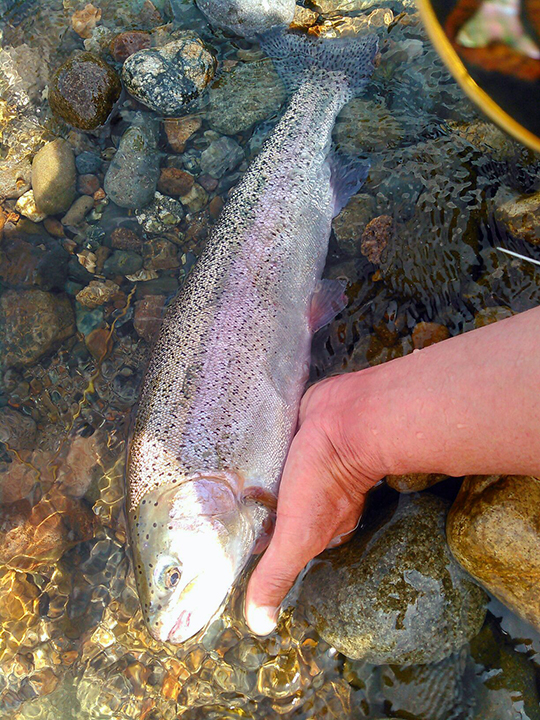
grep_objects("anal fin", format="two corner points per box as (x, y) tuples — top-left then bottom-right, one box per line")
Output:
(330, 152), (370, 216)
(310, 278), (347, 332)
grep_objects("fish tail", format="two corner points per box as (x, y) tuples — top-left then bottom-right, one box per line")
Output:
(258, 29), (379, 98)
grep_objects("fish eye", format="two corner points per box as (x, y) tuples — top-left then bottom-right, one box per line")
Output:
(165, 566), (182, 589)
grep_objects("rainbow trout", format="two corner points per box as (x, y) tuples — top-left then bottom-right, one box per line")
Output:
(127, 31), (378, 644)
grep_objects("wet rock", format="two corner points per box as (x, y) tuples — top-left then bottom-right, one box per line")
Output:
(61, 196), (94, 226)
(209, 195), (224, 219)
(447, 474), (540, 632)
(332, 193), (376, 256)
(109, 31), (151, 62)
(43, 217), (65, 238)
(412, 321), (450, 349)
(134, 294), (166, 341)
(135, 191), (184, 234)
(75, 279), (120, 308)
(75, 303), (104, 336)
(135, 275), (179, 297)
(32, 139), (77, 215)
(71, 3), (102, 38)
(180, 183), (208, 212)
(470, 621), (540, 720)
(361, 214), (393, 264)
(196, 0), (295, 37)
(103, 250), (143, 277)
(380, 651), (471, 720)
(300, 494), (487, 663)
(75, 151), (102, 175)
(290, 5), (319, 30)
(103, 121), (160, 210)
(334, 98), (403, 154)
(143, 238), (179, 271)
(386, 473), (450, 493)
(0, 236), (69, 291)
(494, 188), (540, 246)
(205, 60), (286, 135)
(0, 157), (32, 199)
(200, 136), (244, 179)
(49, 53), (121, 131)
(158, 167), (194, 196)
(122, 33), (216, 115)
(164, 115), (202, 153)
(15, 190), (47, 222)
(77, 174), (100, 196)
(0, 407), (37, 450)
(0, 453), (40, 504)
(474, 305), (514, 328)
(85, 326), (112, 360)
(110, 227), (144, 252)
(0, 487), (96, 571)
(0, 289), (75, 368)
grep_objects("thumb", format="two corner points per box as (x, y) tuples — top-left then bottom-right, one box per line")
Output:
(244, 425), (343, 635)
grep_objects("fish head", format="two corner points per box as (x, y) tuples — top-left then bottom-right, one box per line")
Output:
(129, 475), (255, 644)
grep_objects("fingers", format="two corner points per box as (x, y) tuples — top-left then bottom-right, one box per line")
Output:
(245, 424), (348, 635)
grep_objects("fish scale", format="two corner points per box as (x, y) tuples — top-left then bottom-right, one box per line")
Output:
(127, 31), (378, 644)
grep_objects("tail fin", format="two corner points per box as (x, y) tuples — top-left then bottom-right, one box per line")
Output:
(259, 30), (379, 97)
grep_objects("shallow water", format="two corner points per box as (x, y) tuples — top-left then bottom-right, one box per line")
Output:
(1, 0), (540, 718)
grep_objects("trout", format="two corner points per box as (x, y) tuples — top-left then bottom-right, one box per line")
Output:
(127, 31), (378, 644)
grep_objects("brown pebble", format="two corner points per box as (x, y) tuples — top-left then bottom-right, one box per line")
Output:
(71, 3), (101, 38)
(412, 322), (450, 350)
(77, 173), (100, 195)
(109, 31), (151, 62)
(208, 196), (224, 219)
(474, 306), (514, 328)
(85, 327), (112, 360)
(95, 245), (111, 273)
(134, 295), (166, 342)
(110, 226), (143, 252)
(93, 187), (106, 202)
(361, 214), (393, 264)
(157, 167), (194, 197)
(43, 217), (65, 238)
(164, 116), (202, 153)
(28, 668), (60, 697)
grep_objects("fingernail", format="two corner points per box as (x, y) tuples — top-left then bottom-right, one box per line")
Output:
(246, 604), (278, 636)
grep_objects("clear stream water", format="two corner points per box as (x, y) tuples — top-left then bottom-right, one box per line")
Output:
(1, 0), (540, 718)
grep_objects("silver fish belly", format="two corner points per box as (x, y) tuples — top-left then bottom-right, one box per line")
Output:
(127, 33), (377, 644)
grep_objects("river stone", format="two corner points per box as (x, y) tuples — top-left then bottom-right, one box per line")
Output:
(0, 289), (75, 368)
(387, 473), (449, 493)
(195, 0), (295, 37)
(199, 136), (244, 178)
(122, 33), (216, 115)
(0, 157), (32, 199)
(205, 60), (286, 135)
(49, 53), (121, 130)
(135, 191), (184, 234)
(470, 620), (540, 720)
(332, 193), (377, 256)
(300, 494), (487, 664)
(103, 250), (143, 277)
(380, 651), (471, 720)
(493, 187), (540, 246)
(104, 121), (160, 209)
(447, 474), (540, 632)
(32, 139), (76, 215)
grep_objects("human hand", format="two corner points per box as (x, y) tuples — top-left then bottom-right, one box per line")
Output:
(244, 372), (384, 636)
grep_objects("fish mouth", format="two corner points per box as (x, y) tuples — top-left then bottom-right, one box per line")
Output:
(167, 608), (194, 643)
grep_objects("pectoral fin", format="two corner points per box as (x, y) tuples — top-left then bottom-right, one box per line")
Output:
(309, 278), (348, 332)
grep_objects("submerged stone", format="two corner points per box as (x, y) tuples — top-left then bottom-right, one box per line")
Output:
(205, 60), (286, 135)
(200, 136), (244, 179)
(0, 289), (75, 368)
(32, 139), (77, 215)
(122, 33), (216, 115)
(447, 474), (540, 632)
(0, 156), (32, 199)
(300, 493), (487, 664)
(196, 0), (295, 38)
(104, 121), (160, 210)
(49, 52), (121, 130)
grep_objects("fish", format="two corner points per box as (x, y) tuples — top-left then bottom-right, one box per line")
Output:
(126, 30), (378, 645)
(195, 0), (296, 38)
